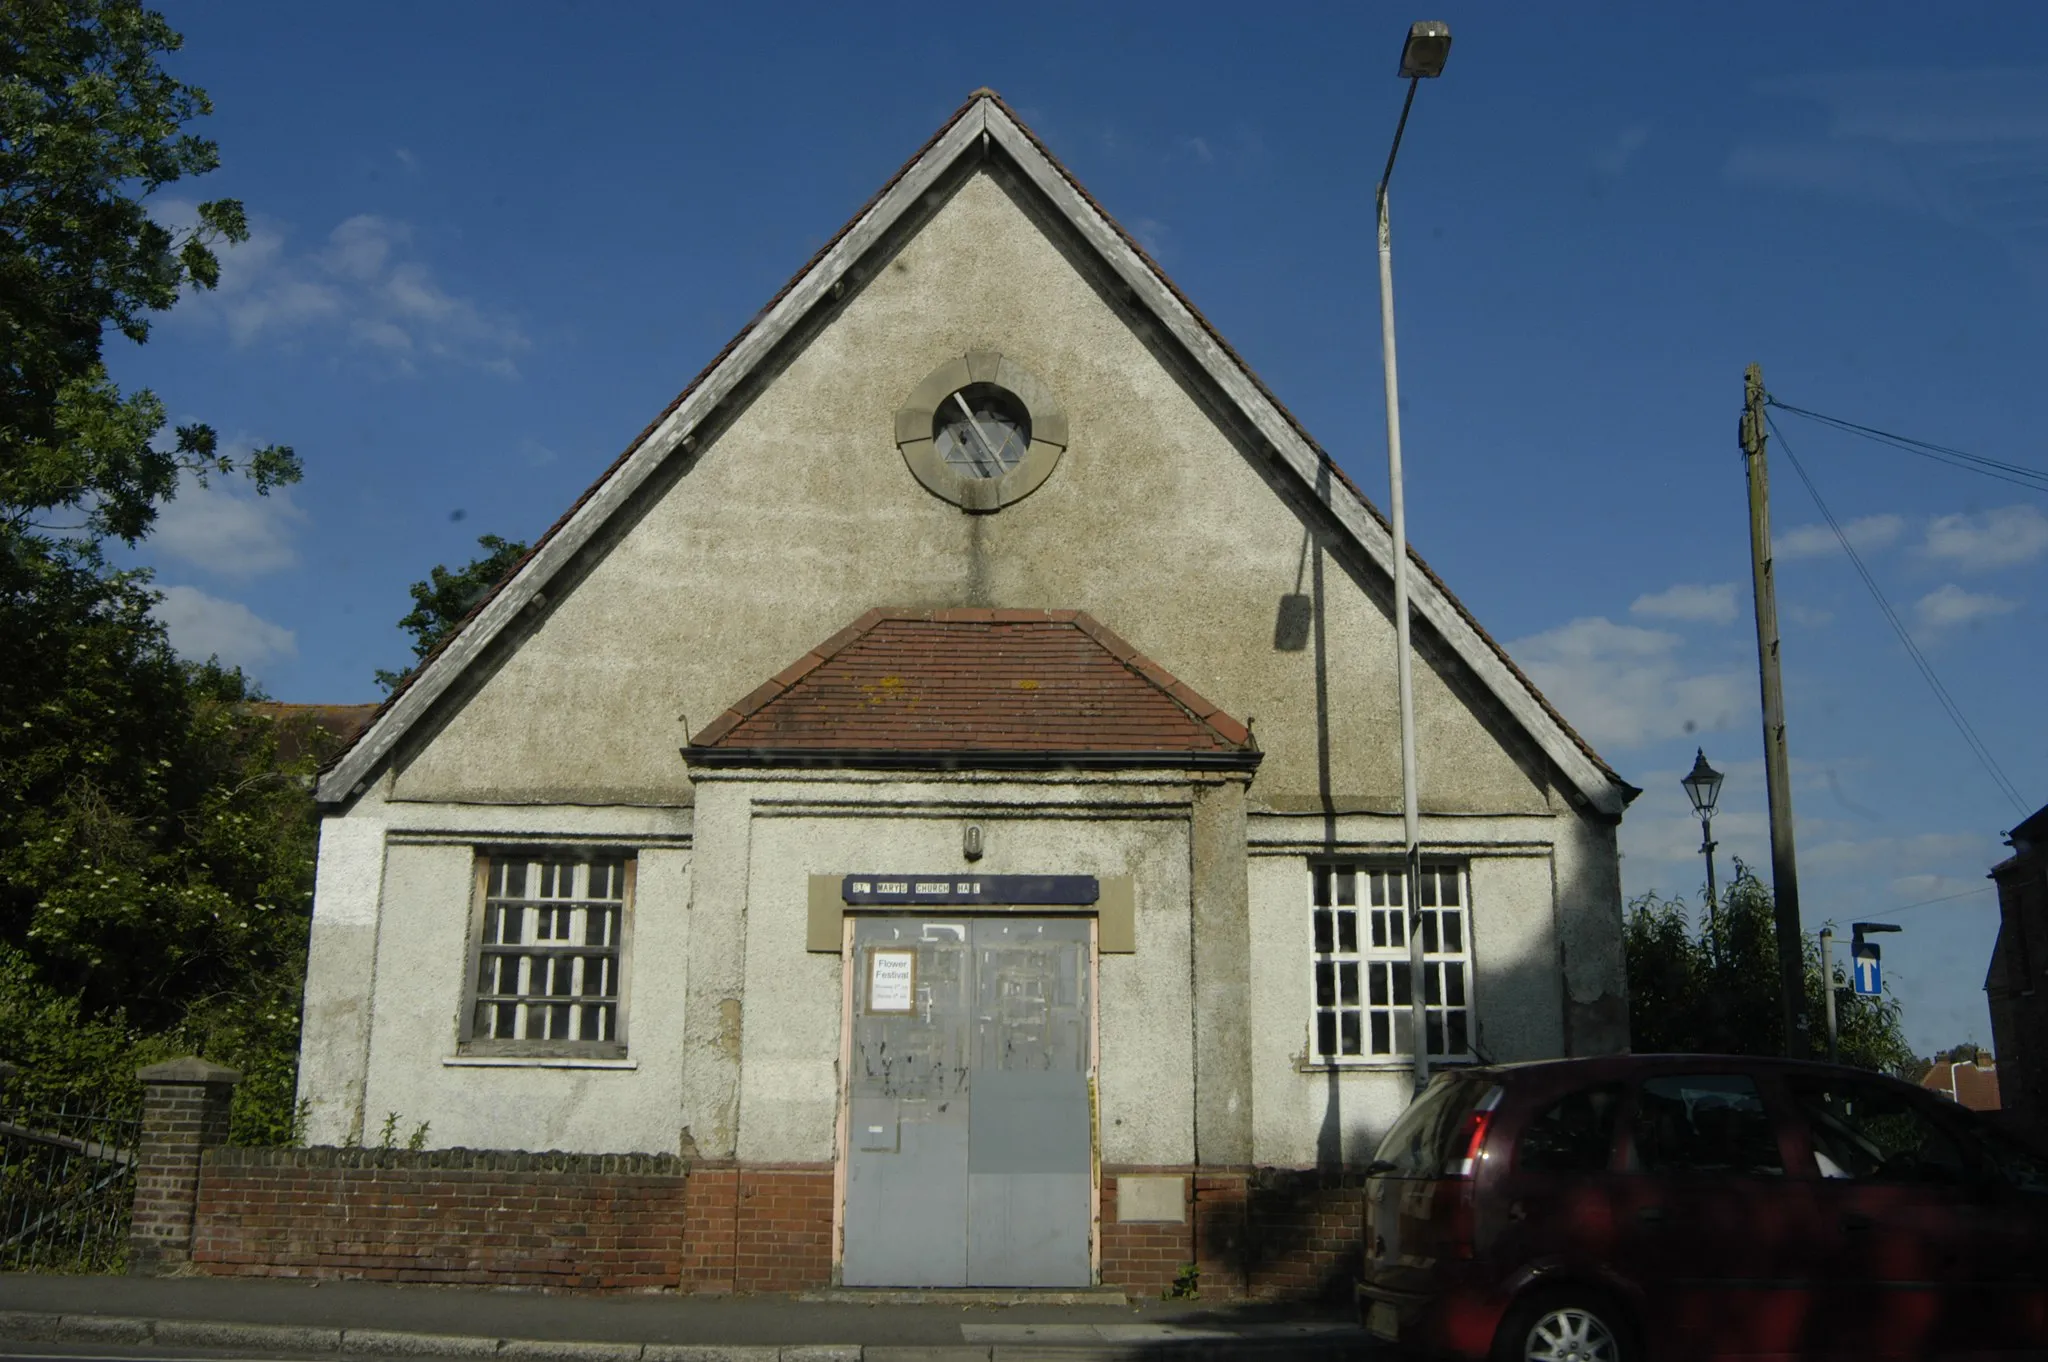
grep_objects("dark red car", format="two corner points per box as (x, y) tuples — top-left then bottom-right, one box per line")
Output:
(1357, 1054), (2048, 1361)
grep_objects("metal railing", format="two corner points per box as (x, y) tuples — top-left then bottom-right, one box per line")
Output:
(0, 1083), (140, 1272)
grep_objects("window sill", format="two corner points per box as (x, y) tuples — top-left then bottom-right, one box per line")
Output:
(442, 1056), (638, 1070)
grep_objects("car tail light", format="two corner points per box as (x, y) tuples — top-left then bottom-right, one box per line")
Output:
(1438, 1085), (1502, 1260)
(1446, 1107), (1494, 1178)
(1445, 1086), (1502, 1178)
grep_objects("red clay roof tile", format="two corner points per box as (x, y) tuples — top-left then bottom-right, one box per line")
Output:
(688, 609), (1253, 765)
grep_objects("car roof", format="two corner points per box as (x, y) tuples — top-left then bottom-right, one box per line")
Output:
(1451, 1053), (1918, 1089)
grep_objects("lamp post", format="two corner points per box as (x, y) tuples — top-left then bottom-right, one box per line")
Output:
(1378, 19), (1451, 1095)
(1681, 748), (1724, 934)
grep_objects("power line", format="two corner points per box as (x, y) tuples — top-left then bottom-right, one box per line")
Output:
(1765, 411), (2030, 816)
(1766, 398), (2048, 495)
(1849, 885), (1994, 921)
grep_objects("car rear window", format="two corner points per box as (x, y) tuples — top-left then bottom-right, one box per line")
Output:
(1373, 1076), (1484, 1176)
(1516, 1082), (1623, 1173)
(1632, 1073), (1783, 1176)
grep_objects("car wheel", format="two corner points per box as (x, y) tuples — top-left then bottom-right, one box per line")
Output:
(1493, 1290), (1634, 1362)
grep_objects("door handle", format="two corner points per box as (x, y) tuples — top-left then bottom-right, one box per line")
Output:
(1841, 1213), (1872, 1232)
(1636, 1205), (1667, 1224)
(1508, 1200), (1528, 1223)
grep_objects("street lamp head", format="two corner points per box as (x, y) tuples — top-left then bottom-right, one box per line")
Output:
(1681, 748), (1724, 818)
(1398, 21), (1452, 79)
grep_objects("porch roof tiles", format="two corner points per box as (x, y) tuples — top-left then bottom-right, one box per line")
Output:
(685, 609), (1258, 770)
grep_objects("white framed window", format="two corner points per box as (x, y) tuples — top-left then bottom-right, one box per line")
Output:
(460, 852), (633, 1058)
(1310, 861), (1472, 1063)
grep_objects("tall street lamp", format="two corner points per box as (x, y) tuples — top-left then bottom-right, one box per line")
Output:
(1378, 19), (1451, 1094)
(1681, 748), (1725, 932)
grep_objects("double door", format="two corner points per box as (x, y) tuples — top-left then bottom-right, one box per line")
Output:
(842, 916), (1092, 1287)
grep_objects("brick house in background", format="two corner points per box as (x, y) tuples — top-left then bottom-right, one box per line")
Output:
(250, 91), (1640, 1296)
(1918, 1054), (2001, 1112)
(1989, 802), (2048, 1139)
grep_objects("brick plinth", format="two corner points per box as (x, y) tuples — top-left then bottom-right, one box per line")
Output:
(736, 1166), (834, 1292)
(1099, 1171), (1195, 1299)
(193, 1148), (688, 1290)
(130, 1057), (240, 1274)
(677, 1165), (737, 1292)
(1098, 1167), (1362, 1302)
(1244, 1168), (1368, 1301)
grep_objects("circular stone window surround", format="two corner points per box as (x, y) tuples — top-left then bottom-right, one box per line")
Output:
(894, 348), (1068, 511)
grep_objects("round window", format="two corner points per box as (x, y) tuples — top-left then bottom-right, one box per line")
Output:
(895, 350), (1067, 511)
(933, 383), (1031, 479)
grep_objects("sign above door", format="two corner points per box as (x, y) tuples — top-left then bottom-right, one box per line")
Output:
(841, 875), (1100, 906)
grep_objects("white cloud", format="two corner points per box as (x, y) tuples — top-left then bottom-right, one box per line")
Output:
(1921, 504), (2048, 571)
(1775, 513), (1904, 560)
(1724, 67), (2048, 285)
(1803, 830), (1996, 874)
(1595, 125), (1652, 177)
(1129, 217), (1171, 259)
(151, 585), (297, 670)
(1786, 602), (1834, 627)
(1630, 582), (1738, 625)
(1507, 617), (1746, 749)
(151, 472), (307, 579)
(1915, 583), (2018, 630)
(165, 204), (527, 375)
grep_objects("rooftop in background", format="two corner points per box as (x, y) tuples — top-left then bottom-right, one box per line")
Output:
(1920, 1056), (2001, 1112)
(245, 703), (381, 767)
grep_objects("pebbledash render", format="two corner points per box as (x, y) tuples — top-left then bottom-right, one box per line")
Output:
(297, 91), (1639, 1293)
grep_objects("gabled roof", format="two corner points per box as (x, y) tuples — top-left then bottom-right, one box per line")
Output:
(683, 608), (1258, 771)
(318, 90), (1637, 815)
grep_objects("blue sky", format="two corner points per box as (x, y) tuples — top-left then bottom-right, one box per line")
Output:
(111, 3), (2048, 1056)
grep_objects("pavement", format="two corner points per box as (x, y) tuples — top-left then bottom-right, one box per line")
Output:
(0, 1275), (1370, 1362)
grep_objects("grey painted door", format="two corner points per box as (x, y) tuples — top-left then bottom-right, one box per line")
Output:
(842, 915), (1092, 1288)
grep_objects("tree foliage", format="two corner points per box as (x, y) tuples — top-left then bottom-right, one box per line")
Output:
(374, 533), (527, 692)
(1, 0), (297, 542)
(0, 542), (329, 1138)
(0, 2), (310, 1140)
(1625, 862), (1916, 1074)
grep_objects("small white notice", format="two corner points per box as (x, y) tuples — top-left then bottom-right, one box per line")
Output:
(868, 948), (916, 1013)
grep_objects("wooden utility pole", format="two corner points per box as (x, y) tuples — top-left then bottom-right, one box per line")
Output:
(1741, 364), (1809, 1057)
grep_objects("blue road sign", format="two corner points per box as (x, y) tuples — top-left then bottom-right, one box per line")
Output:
(1852, 944), (1882, 996)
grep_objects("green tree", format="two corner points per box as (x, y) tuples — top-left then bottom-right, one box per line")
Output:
(0, 542), (332, 1139)
(0, 2), (311, 1142)
(374, 533), (528, 692)
(1624, 862), (1915, 1074)
(2, 0), (297, 542)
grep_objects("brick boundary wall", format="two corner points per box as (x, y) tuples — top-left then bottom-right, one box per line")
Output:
(130, 1058), (240, 1273)
(194, 1148), (688, 1291)
(185, 1142), (1356, 1297)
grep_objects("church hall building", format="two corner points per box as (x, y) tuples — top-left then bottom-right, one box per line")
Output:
(299, 91), (1639, 1295)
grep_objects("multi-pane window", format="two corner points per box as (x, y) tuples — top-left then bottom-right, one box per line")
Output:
(1311, 862), (1472, 1063)
(464, 855), (630, 1056)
